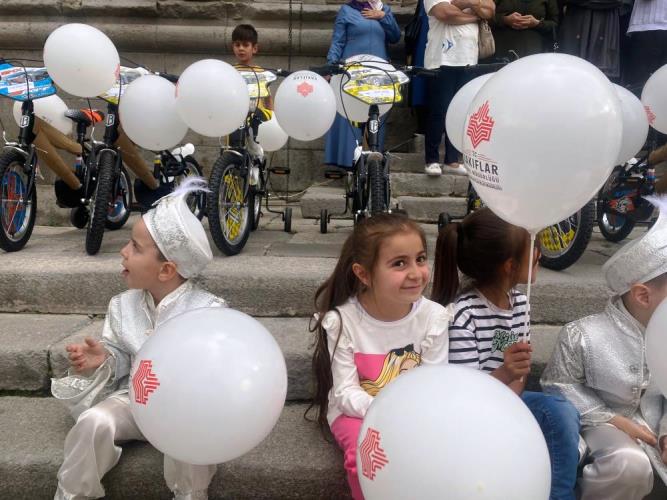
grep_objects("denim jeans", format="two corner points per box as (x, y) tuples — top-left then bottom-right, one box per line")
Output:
(522, 391), (581, 500)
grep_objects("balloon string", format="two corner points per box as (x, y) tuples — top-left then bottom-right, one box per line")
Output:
(522, 231), (536, 343)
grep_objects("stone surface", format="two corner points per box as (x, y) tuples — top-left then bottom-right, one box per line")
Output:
(0, 398), (349, 499)
(398, 195), (467, 222)
(391, 172), (469, 197)
(0, 314), (91, 391)
(300, 186), (347, 219)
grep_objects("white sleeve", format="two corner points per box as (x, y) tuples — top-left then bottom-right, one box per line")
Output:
(419, 304), (453, 365)
(425, 0), (451, 15)
(324, 311), (374, 419)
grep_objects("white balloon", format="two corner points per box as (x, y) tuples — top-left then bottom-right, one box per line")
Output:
(462, 54), (622, 232)
(641, 64), (667, 134)
(44, 23), (119, 98)
(614, 84), (649, 164)
(129, 308), (287, 465)
(256, 115), (288, 152)
(358, 365), (551, 500)
(445, 73), (495, 152)
(274, 71), (336, 141)
(646, 298), (667, 397)
(175, 59), (249, 137)
(119, 75), (188, 151)
(13, 94), (72, 135)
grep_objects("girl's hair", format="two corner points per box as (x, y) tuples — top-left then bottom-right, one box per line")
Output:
(307, 213), (426, 434)
(431, 207), (529, 306)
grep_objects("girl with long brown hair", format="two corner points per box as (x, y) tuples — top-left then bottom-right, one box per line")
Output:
(309, 213), (453, 499)
(432, 207), (581, 500)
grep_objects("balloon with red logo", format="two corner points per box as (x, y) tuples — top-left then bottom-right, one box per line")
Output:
(461, 53), (622, 232)
(641, 63), (667, 134)
(129, 307), (287, 465)
(273, 70), (336, 141)
(358, 365), (550, 499)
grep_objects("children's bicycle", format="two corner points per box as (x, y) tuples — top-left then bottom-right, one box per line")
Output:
(311, 57), (433, 233)
(207, 66), (292, 256)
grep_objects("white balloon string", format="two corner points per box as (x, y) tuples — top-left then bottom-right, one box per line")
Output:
(522, 231), (536, 343)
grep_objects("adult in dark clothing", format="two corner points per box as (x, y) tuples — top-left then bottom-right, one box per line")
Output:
(491, 0), (560, 58)
(559, 0), (624, 78)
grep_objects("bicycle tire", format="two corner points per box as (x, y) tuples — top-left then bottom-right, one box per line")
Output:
(597, 200), (636, 242)
(367, 153), (387, 215)
(0, 150), (36, 252)
(207, 153), (251, 256)
(86, 150), (115, 255)
(105, 165), (132, 231)
(539, 200), (595, 271)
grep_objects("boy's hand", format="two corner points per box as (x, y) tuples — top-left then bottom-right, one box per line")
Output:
(66, 337), (109, 374)
(500, 342), (532, 380)
(610, 415), (658, 446)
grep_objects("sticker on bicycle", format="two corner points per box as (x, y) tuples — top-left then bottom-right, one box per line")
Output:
(106, 113), (115, 127)
(98, 66), (150, 104)
(19, 115), (30, 128)
(369, 120), (379, 134)
(0, 63), (57, 101)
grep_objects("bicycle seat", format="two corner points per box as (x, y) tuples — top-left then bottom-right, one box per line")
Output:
(64, 109), (105, 126)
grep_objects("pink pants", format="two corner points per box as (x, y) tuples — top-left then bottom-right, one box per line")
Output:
(330, 415), (364, 500)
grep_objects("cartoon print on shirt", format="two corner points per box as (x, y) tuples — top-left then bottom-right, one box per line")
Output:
(360, 344), (421, 396)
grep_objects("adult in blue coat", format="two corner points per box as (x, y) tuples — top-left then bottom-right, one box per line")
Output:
(324, 1), (401, 169)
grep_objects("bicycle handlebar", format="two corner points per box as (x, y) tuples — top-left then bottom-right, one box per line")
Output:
(155, 72), (179, 83)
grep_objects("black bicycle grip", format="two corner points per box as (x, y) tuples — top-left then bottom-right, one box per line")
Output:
(156, 72), (179, 83)
(310, 64), (345, 76)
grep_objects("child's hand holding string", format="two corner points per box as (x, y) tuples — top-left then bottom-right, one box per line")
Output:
(493, 342), (532, 384)
(66, 337), (109, 374)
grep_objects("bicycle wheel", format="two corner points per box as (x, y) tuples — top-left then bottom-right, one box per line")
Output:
(177, 156), (206, 220)
(597, 201), (636, 242)
(466, 183), (484, 214)
(539, 200), (595, 271)
(207, 153), (251, 256)
(367, 153), (388, 215)
(86, 150), (116, 255)
(0, 150), (36, 252)
(105, 165), (131, 231)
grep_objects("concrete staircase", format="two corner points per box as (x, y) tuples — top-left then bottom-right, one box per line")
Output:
(1, 220), (666, 498)
(299, 150), (470, 223)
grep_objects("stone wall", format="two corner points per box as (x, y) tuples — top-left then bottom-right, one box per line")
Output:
(0, 0), (420, 203)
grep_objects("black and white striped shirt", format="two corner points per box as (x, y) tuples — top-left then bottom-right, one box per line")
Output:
(448, 289), (530, 373)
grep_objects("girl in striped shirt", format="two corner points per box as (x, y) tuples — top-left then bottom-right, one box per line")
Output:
(432, 207), (581, 500)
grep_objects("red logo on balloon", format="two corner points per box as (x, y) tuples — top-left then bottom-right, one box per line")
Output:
(296, 81), (314, 97)
(132, 360), (160, 405)
(359, 427), (389, 481)
(645, 106), (656, 125)
(466, 101), (495, 149)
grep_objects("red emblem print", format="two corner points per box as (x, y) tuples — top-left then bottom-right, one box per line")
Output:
(296, 81), (314, 97)
(359, 427), (389, 480)
(466, 100), (495, 149)
(645, 106), (656, 125)
(132, 360), (160, 405)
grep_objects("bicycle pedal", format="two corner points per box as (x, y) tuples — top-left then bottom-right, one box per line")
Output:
(324, 169), (346, 180)
(269, 166), (291, 175)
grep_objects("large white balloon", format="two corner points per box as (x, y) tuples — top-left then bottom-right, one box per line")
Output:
(445, 73), (495, 152)
(44, 24), (119, 98)
(13, 94), (72, 135)
(614, 84), (650, 165)
(129, 308), (287, 465)
(358, 365), (551, 500)
(641, 64), (667, 134)
(274, 71), (336, 141)
(646, 298), (667, 397)
(175, 59), (250, 137)
(256, 115), (288, 152)
(462, 54), (622, 232)
(119, 75), (188, 151)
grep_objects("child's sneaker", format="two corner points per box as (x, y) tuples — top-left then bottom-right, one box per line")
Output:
(424, 163), (442, 176)
(442, 162), (467, 176)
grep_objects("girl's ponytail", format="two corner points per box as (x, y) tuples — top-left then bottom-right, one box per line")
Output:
(432, 222), (461, 306)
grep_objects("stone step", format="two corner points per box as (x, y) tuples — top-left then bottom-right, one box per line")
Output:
(0, 311), (564, 397)
(398, 196), (467, 223)
(0, 397), (349, 499)
(391, 172), (469, 198)
(388, 152), (425, 174)
(0, 224), (614, 324)
(0, 314), (313, 402)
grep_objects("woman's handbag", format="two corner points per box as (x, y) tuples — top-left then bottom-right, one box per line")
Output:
(478, 19), (496, 59)
(404, 1), (423, 62)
